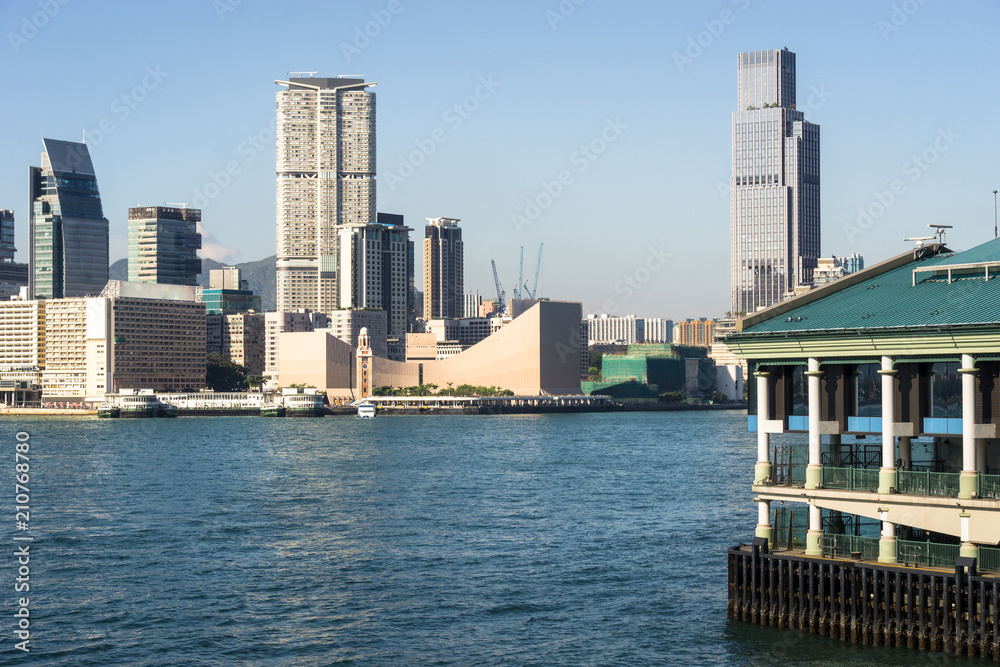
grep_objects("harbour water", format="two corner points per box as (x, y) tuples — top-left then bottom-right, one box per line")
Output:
(2, 412), (974, 665)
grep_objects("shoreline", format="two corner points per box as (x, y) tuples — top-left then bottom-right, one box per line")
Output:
(0, 403), (747, 417)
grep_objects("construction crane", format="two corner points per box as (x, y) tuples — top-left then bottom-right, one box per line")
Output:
(513, 246), (524, 301)
(491, 259), (506, 314)
(523, 243), (544, 299)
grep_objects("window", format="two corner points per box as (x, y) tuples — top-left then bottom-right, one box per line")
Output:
(927, 362), (962, 418)
(849, 364), (882, 417)
(789, 365), (807, 416)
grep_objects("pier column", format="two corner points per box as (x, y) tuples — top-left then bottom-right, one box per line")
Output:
(959, 355), (979, 500)
(878, 508), (897, 564)
(877, 356), (898, 494)
(755, 497), (773, 546)
(805, 503), (823, 557)
(899, 436), (912, 470)
(755, 371), (772, 484)
(959, 513), (978, 559)
(805, 358), (823, 490)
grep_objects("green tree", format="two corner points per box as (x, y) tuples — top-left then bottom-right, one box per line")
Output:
(246, 375), (265, 391)
(206, 353), (247, 392)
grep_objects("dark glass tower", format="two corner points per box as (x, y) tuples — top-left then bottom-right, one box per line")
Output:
(29, 139), (109, 299)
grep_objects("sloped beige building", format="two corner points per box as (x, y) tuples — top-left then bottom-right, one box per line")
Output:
(278, 300), (584, 399)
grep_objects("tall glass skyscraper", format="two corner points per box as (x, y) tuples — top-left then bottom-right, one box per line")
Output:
(29, 139), (109, 299)
(731, 48), (820, 315)
(274, 76), (376, 313)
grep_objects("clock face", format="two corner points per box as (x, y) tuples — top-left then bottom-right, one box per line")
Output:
(362, 363), (369, 370)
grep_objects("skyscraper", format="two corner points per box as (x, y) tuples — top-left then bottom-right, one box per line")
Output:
(0, 209), (14, 263)
(730, 48), (820, 314)
(127, 205), (202, 285)
(423, 217), (463, 320)
(274, 75), (376, 313)
(29, 139), (109, 299)
(335, 219), (411, 340)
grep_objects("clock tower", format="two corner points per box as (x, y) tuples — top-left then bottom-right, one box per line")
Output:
(356, 327), (373, 399)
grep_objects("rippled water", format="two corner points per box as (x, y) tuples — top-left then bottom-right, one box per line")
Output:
(0, 412), (978, 665)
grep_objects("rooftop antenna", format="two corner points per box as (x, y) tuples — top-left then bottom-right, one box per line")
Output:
(927, 224), (952, 245)
(903, 235), (934, 248)
(287, 71), (319, 78)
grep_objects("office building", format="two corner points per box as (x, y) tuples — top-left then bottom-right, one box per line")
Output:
(197, 267), (261, 315)
(335, 220), (410, 339)
(326, 308), (388, 359)
(275, 75), (376, 313)
(731, 48), (820, 314)
(207, 312), (265, 377)
(463, 291), (482, 319)
(127, 206), (202, 285)
(423, 217), (463, 320)
(0, 209), (14, 263)
(29, 138), (109, 299)
(377, 212), (415, 330)
(0, 209), (29, 296)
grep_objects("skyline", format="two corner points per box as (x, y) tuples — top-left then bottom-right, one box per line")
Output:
(1, 0), (998, 318)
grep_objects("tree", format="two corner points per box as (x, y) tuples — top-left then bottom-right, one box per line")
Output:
(246, 375), (265, 392)
(206, 353), (247, 392)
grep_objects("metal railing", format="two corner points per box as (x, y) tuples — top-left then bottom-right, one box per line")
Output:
(979, 473), (1000, 499)
(821, 466), (879, 492)
(821, 533), (879, 560)
(896, 539), (960, 568)
(895, 470), (961, 497)
(979, 546), (1000, 573)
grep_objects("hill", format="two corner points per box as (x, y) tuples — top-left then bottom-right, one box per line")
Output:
(109, 256), (277, 311)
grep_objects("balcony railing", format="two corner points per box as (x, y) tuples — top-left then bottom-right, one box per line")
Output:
(897, 539), (960, 568)
(821, 466), (879, 492)
(821, 533), (879, 560)
(978, 473), (1000, 499)
(896, 470), (961, 497)
(979, 546), (1000, 573)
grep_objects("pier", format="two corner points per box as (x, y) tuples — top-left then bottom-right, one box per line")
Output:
(729, 538), (1000, 659)
(358, 394), (613, 414)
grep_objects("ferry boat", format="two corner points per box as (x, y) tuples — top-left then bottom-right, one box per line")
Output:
(97, 402), (120, 418)
(357, 402), (377, 419)
(118, 394), (161, 418)
(283, 389), (325, 417)
(261, 403), (286, 417)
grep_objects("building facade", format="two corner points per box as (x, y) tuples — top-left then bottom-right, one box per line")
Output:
(731, 48), (820, 314)
(585, 314), (644, 345)
(275, 76), (376, 313)
(423, 217), (463, 320)
(198, 267), (261, 314)
(727, 238), (1000, 655)
(335, 221), (410, 339)
(326, 308), (388, 359)
(463, 291), (482, 319)
(264, 309), (328, 388)
(644, 317), (674, 344)
(676, 318), (717, 347)
(29, 138), (109, 299)
(127, 206), (202, 285)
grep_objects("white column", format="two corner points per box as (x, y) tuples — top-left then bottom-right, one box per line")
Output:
(755, 497), (772, 545)
(878, 507), (897, 564)
(960, 512), (977, 559)
(805, 358), (822, 489)
(805, 503), (822, 556)
(960, 354), (978, 499)
(755, 371), (772, 484)
(877, 356), (897, 494)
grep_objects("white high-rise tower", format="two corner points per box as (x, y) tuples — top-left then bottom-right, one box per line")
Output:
(730, 49), (820, 315)
(274, 76), (376, 313)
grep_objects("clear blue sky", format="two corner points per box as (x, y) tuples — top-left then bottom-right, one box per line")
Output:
(1, 0), (998, 319)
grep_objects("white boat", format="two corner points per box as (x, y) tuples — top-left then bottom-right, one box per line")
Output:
(357, 402), (377, 419)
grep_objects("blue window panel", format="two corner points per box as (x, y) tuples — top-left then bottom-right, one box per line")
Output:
(788, 415), (808, 431)
(848, 416), (869, 433)
(870, 417), (882, 433)
(924, 417), (964, 435)
(748, 415), (757, 432)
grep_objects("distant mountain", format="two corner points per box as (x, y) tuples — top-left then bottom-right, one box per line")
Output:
(108, 256), (277, 311)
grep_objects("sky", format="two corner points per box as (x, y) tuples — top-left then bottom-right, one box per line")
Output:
(1, 0), (998, 320)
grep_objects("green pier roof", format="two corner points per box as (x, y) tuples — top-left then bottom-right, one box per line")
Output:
(737, 238), (1000, 336)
